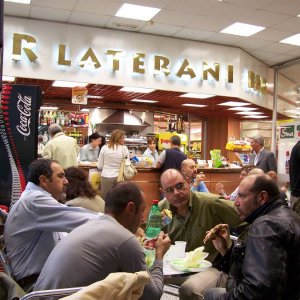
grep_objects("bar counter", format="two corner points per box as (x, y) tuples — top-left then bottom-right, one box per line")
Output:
(79, 163), (241, 219)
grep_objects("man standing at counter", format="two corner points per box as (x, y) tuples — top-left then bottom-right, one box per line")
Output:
(249, 135), (277, 173)
(156, 135), (187, 172)
(42, 124), (79, 169)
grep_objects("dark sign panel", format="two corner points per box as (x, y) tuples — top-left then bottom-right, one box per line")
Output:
(0, 84), (42, 206)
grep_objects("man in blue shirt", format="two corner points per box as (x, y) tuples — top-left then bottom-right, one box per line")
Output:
(4, 159), (99, 289)
(181, 159), (209, 192)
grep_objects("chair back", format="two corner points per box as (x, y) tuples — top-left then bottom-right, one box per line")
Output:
(19, 287), (83, 300)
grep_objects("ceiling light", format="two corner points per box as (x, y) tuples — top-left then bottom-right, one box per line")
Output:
(285, 109), (300, 114)
(182, 103), (207, 108)
(131, 99), (158, 103)
(180, 93), (215, 99)
(297, 14), (300, 17)
(4, 0), (31, 3)
(115, 3), (160, 21)
(52, 81), (89, 88)
(236, 111), (263, 115)
(120, 86), (155, 93)
(228, 107), (257, 111)
(280, 34), (300, 46)
(242, 115), (268, 119)
(218, 101), (250, 107)
(2, 75), (15, 82)
(221, 22), (265, 37)
(87, 95), (103, 99)
(80, 108), (90, 112)
(40, 106), (58, 110)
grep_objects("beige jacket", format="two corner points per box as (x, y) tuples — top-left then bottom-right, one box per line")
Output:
(43, 132), (79, 169)
(60, 271), (150, 300)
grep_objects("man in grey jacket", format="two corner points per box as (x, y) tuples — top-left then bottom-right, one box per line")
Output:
(249, 135), (277, 173)
(34, 181), (171, 300)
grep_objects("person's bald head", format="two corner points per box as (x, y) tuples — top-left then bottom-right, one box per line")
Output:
(181, 159), (197, 180)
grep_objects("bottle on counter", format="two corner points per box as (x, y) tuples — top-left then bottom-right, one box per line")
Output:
(145, 200), (162, 238)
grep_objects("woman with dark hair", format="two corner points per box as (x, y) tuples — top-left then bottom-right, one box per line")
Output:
(64, 167), (105, 213)
(80, 132), (102, 162)
(143, 137), (158, 167)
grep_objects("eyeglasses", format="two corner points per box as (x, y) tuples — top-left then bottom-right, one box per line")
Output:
(164, 182), (186, 195)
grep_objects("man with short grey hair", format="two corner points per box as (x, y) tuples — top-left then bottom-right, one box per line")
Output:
(249, 135), (277, 173)
(42, 124), (79, 169)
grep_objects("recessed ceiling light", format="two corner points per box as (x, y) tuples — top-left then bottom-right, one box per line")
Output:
(280, 34), (300, 46)
(2, 75), (15, 82)
(285, 109), (300, 114)
(228, 107), (257, 111)
(219, 101), (250, 107)
(297, 14), (300, 17)
(4, 0), (31, 3)
(120, 86), (155, 93)
(221, 22), (265, 37)
(180, 93), (215, 99)
(182, 103), (207, 108)
(115, 3), (161, 21)
(52, 81), (88, 88)
(242, 115), (268, 119)
(131, 99), (158, 103)
(40, 106), (58, 110)
(87, 95), (103, 99)
(236, 111), (263, 115)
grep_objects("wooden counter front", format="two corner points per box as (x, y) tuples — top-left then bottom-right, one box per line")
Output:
(199, 168), (241, 195)
(129, 168), (161, 221)
(79, 164), (241, 219)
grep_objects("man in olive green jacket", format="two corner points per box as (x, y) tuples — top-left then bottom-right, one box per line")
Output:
(159, 169), (241, 262)
(159, 169), (242, 299)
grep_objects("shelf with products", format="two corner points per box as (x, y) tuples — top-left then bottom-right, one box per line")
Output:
(38, 110), (89, 127)
(63, 126), (88, 146)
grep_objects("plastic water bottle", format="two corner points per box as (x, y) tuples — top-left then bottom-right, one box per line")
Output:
(145, 200), (161, 238)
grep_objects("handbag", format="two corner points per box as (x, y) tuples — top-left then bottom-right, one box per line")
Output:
(117, 147), (137, 181)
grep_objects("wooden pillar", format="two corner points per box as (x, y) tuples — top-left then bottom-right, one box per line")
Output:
(204, 117), (240, 161)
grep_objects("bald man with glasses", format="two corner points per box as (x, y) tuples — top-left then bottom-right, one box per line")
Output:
(159, 169), (241, 261)
(159, 169), (242, 300)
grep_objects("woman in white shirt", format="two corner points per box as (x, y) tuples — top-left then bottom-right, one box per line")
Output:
(97, 129), (129, 199)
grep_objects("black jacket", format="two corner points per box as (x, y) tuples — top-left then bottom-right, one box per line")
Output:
(216, 198), (300, 300)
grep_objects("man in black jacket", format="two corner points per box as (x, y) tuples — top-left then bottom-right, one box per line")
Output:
(204, 174), (300, 300)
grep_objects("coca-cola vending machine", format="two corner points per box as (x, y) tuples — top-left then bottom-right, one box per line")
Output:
(0, 84), (42, 206)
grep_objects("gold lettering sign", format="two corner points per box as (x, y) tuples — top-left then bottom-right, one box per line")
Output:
(248, 70), (267, 95)
(11, 32), (243, 87)
(105, 50), (123, 71)
(227, 65), (233, 83)
(133, 53), (145, 74)
(154, 55), (170, 76)
(203, 62), (220, 81)
(13, 33), (37, 62)
(58, 44), (71, 66)
(176, 59), (196, 78)
(78, 48), (101, 69)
